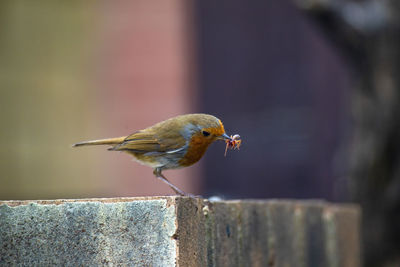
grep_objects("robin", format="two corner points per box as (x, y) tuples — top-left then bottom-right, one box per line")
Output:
(73, 113), (239, 196)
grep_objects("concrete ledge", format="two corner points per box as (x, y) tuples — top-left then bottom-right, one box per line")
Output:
(0, 197), (360, 266)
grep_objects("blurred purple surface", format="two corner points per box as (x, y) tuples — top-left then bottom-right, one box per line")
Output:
(196, 0), (352, 200)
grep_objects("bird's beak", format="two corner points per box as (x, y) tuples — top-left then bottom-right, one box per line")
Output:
(218, 133), (231, 141)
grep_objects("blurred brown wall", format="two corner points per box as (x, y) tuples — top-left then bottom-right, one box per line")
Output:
(0, 0), (199, 199)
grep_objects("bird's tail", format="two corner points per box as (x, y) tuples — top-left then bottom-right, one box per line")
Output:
(72, 136), (126, 147)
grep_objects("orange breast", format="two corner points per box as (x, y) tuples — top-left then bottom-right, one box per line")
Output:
(178, 133), (214, 167)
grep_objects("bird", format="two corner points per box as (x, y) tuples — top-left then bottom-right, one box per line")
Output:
(73, 113), (235, 196)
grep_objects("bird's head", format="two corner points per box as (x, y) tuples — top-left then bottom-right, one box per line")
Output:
(179, 114), (231, 144)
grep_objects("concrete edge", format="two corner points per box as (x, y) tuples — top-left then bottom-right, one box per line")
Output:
(0, 196), (185, 207)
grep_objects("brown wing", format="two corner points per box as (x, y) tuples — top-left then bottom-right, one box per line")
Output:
(110, 129), (186, 155)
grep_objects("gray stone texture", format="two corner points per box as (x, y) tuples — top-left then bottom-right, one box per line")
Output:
(0, 197), (360, 267)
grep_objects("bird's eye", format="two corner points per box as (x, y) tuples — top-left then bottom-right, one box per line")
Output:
(202, 131), (210, 137)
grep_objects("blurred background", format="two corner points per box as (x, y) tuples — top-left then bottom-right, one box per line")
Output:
(1, 0), (399, 266)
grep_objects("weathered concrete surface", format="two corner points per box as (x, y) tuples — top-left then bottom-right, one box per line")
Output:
(0, 197), (360, 267)
(0, 197), (178, 266)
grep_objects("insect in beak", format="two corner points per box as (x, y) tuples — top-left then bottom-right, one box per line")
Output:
(223, 134), (241, 156)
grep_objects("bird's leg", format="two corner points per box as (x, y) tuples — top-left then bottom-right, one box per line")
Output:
(153, 168), (188, 196)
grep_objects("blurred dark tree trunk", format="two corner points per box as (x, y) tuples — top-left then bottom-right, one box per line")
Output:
(297, 0), (400, 266)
